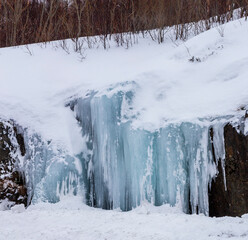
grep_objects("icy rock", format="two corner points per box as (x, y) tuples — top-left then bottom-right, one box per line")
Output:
(0, 120), (28, 206)
(209, 124), (248, 217)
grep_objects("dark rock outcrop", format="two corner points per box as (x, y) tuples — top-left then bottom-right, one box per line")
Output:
(0, 121), (27, 207)
(209, 123), (248, 217)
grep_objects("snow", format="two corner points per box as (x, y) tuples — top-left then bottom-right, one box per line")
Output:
(11, 204), (26, 213)
(0, 199), (248, 240)
(1, 18), (248, 146)
(1, 18), (248, 240)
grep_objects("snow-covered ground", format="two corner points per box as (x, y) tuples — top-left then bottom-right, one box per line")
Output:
(0, 198), (248, 240)
(1, 18), (248, 240)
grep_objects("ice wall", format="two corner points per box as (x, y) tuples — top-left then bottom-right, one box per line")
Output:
(20, 132), (82, 205)
(10, 85), (228, 215)
(70, 88), (225, 215)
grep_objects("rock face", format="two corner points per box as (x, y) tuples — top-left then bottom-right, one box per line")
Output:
(209, 123), (248, 217)
(0, 121), (27, 207)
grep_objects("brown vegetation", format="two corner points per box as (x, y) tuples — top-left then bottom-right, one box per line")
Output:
(0, 0), (247, 48)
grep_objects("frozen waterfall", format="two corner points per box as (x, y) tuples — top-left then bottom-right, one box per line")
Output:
(15, 85), (229, 215)
(68, 88), (226, 215)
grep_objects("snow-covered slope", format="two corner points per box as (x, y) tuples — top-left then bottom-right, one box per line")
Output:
(1, 18), (248, 143)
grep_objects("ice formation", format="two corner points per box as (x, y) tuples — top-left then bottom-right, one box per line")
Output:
(67, 86), (226, 215)
(22, 132), (82, 204)
(7, 85), (229, 215)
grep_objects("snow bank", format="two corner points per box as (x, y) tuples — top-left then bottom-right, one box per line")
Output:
(0, 200), (248, 240)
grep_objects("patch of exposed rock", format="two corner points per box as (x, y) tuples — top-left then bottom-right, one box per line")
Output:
(0, 121), (27, 208)
(209, 118), (248, 217)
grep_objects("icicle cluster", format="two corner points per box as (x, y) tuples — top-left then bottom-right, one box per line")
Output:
(21, 132), (81, 204)
(70, 89), (226, 215)
(7, 87), (228, 215)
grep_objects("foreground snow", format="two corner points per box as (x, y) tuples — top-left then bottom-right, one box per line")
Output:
(1, 199), (248, 240)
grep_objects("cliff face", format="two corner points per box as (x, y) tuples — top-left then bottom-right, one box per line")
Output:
(209, 122), (248, 217)
(0, 121), (27, 208)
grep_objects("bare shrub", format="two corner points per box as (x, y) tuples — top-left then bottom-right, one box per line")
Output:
(0, 0), (247, 48)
